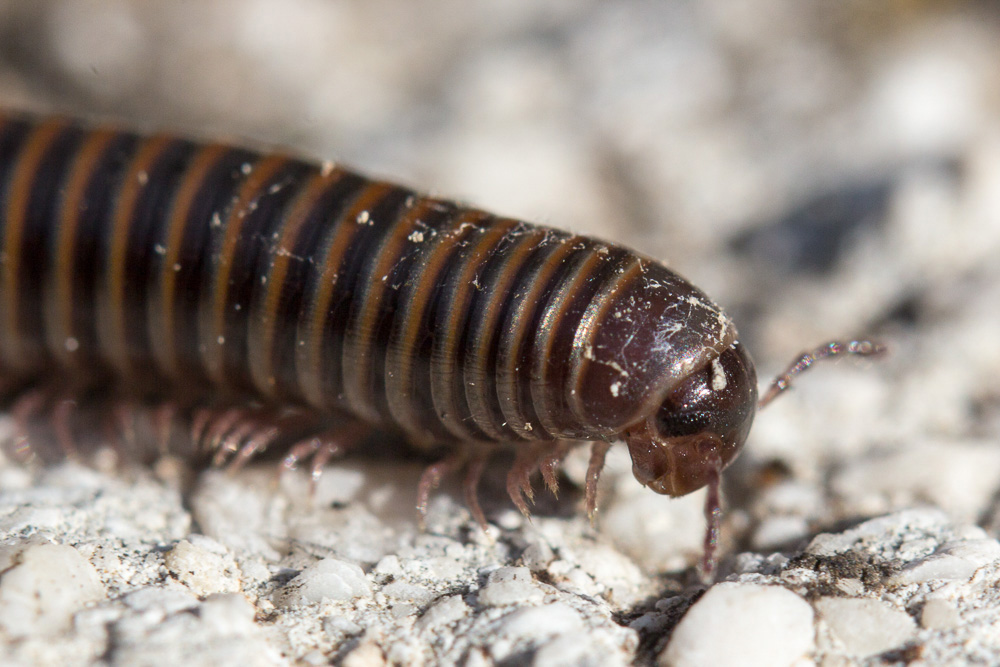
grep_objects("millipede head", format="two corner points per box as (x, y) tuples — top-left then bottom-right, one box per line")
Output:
(622, 341), (757, 497)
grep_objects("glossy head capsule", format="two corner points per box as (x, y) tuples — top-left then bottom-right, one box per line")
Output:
(622, 342), (757, 496)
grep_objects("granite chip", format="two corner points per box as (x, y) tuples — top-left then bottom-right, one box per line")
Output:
(280, 558), (372, 606)
(814, 597), (917, 658)
(658, 583), (814, 667)
(0, 542), (106, 638)
(477, 566), (544, 607)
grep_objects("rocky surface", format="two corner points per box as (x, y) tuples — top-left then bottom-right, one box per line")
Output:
(2, 1), (1000, 665)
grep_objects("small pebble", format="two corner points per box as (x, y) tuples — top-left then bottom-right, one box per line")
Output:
(415, 595), (470, 633)
(806, 509), (950, 556)
(520, 542), (555, 571)
(658, 583), (814, 667)
(497, 602), (584, 637)
(920, 598), (962, 630)
(489, 603), (585, 662)
(164, 539), (242, 596)
(477, 567), (544, 607)
(0, 543), (106, 638)
(324, 615), (363, 640)
(381, 581), (434, 607)
(373, 555), (403, 579)
(532, 631), (631, 667)
(890, 538), (1000, 585)
(814, 597), (916, 658)
(280, 558), (372, 607)
(122, 587), (200, 615)
(197, 593), (257, 635)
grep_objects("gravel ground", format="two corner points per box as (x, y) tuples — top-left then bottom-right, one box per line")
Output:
(2, 2), (1000, 665)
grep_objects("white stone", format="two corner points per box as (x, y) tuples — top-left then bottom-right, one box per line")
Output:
(198, 593), (257, 635)
(380, 581), (434, 606)
(415, 595), (470, 633)
(280, 559), (372, 606)
(890, 538), (1000, 585)
(659, 584), (814, 667)
(496, 602), (584, 637)
(0, 543), (105, 638)
(806, 509), (951, 556)
(477, 566), (544, 607)
(532, 631), (632, 667)
(814, 597), (917, 658)
(164, 539), (242, 596)
(920, 598), (961, 630)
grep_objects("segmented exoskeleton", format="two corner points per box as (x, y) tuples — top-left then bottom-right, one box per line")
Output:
(2, 110), (880, 575)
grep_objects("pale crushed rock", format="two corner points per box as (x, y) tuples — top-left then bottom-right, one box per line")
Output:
(889, 537), (1000, 585)
(414, 595), (470, 633)
(108, 590), (282, 667)
(658, 583), (815, 667)
(278, 558), (372, 606)
(164, 537), (242, 596)
(0, 542), (106, 638)
(919, 598), (962, 630)
(476, 566), (545, 607)
(814, 597), (917, 659)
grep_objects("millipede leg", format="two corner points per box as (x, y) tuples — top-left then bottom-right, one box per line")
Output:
(698, 453), (723, 584)
(585, 440), (611, 521)
(463, 454), (490, 530)
(416, 454), (462, 529)
(52, 398), (80, 462)
(281, 436), (320, 471)
(227, 425), (281, 473)
(152, 403), (178, 456)
(111, 401), (137, 448)
(190, 408), (213, 445)
(506, 447), (541, 517)
(8, 388), (48, 463)
(539, 442), (569, 497)
(203, 408), (244, 456)
(213, 418), (260, 467)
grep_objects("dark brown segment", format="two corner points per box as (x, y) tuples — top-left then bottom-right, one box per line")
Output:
(495, 234), (587, 439)
(461, 224), (552, 439)
(100, 134), (194, 380)
(15, 122), (85, 371)
(295, 180), (407, 410)
(246, 167), (366, 399)
(342, 194), (458, 424)
(146, 141), (227, 381)
(0, 114), (34, 373)
(165, 146), (257, 383)
(203, 156), (313, 390)
(314, 182), (414, 414)
(428, 215), (518, 440)
(383, 205), (484, 442)
(48, 130), (139, 371)
(567, 258), (736, 433)
(530, 243), (635, 437)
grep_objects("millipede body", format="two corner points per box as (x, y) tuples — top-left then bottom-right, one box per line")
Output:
(0, 110), (760, 534)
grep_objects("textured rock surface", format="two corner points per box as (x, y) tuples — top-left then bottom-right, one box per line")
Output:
(2, 1), (1000, 665)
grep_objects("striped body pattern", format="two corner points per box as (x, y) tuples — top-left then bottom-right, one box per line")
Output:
(0, 110), (760, 517)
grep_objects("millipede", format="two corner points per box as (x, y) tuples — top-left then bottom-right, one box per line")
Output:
(0, 110), (883, 576)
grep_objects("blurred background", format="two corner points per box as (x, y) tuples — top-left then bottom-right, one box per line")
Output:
(3, 0), (1000, 559)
